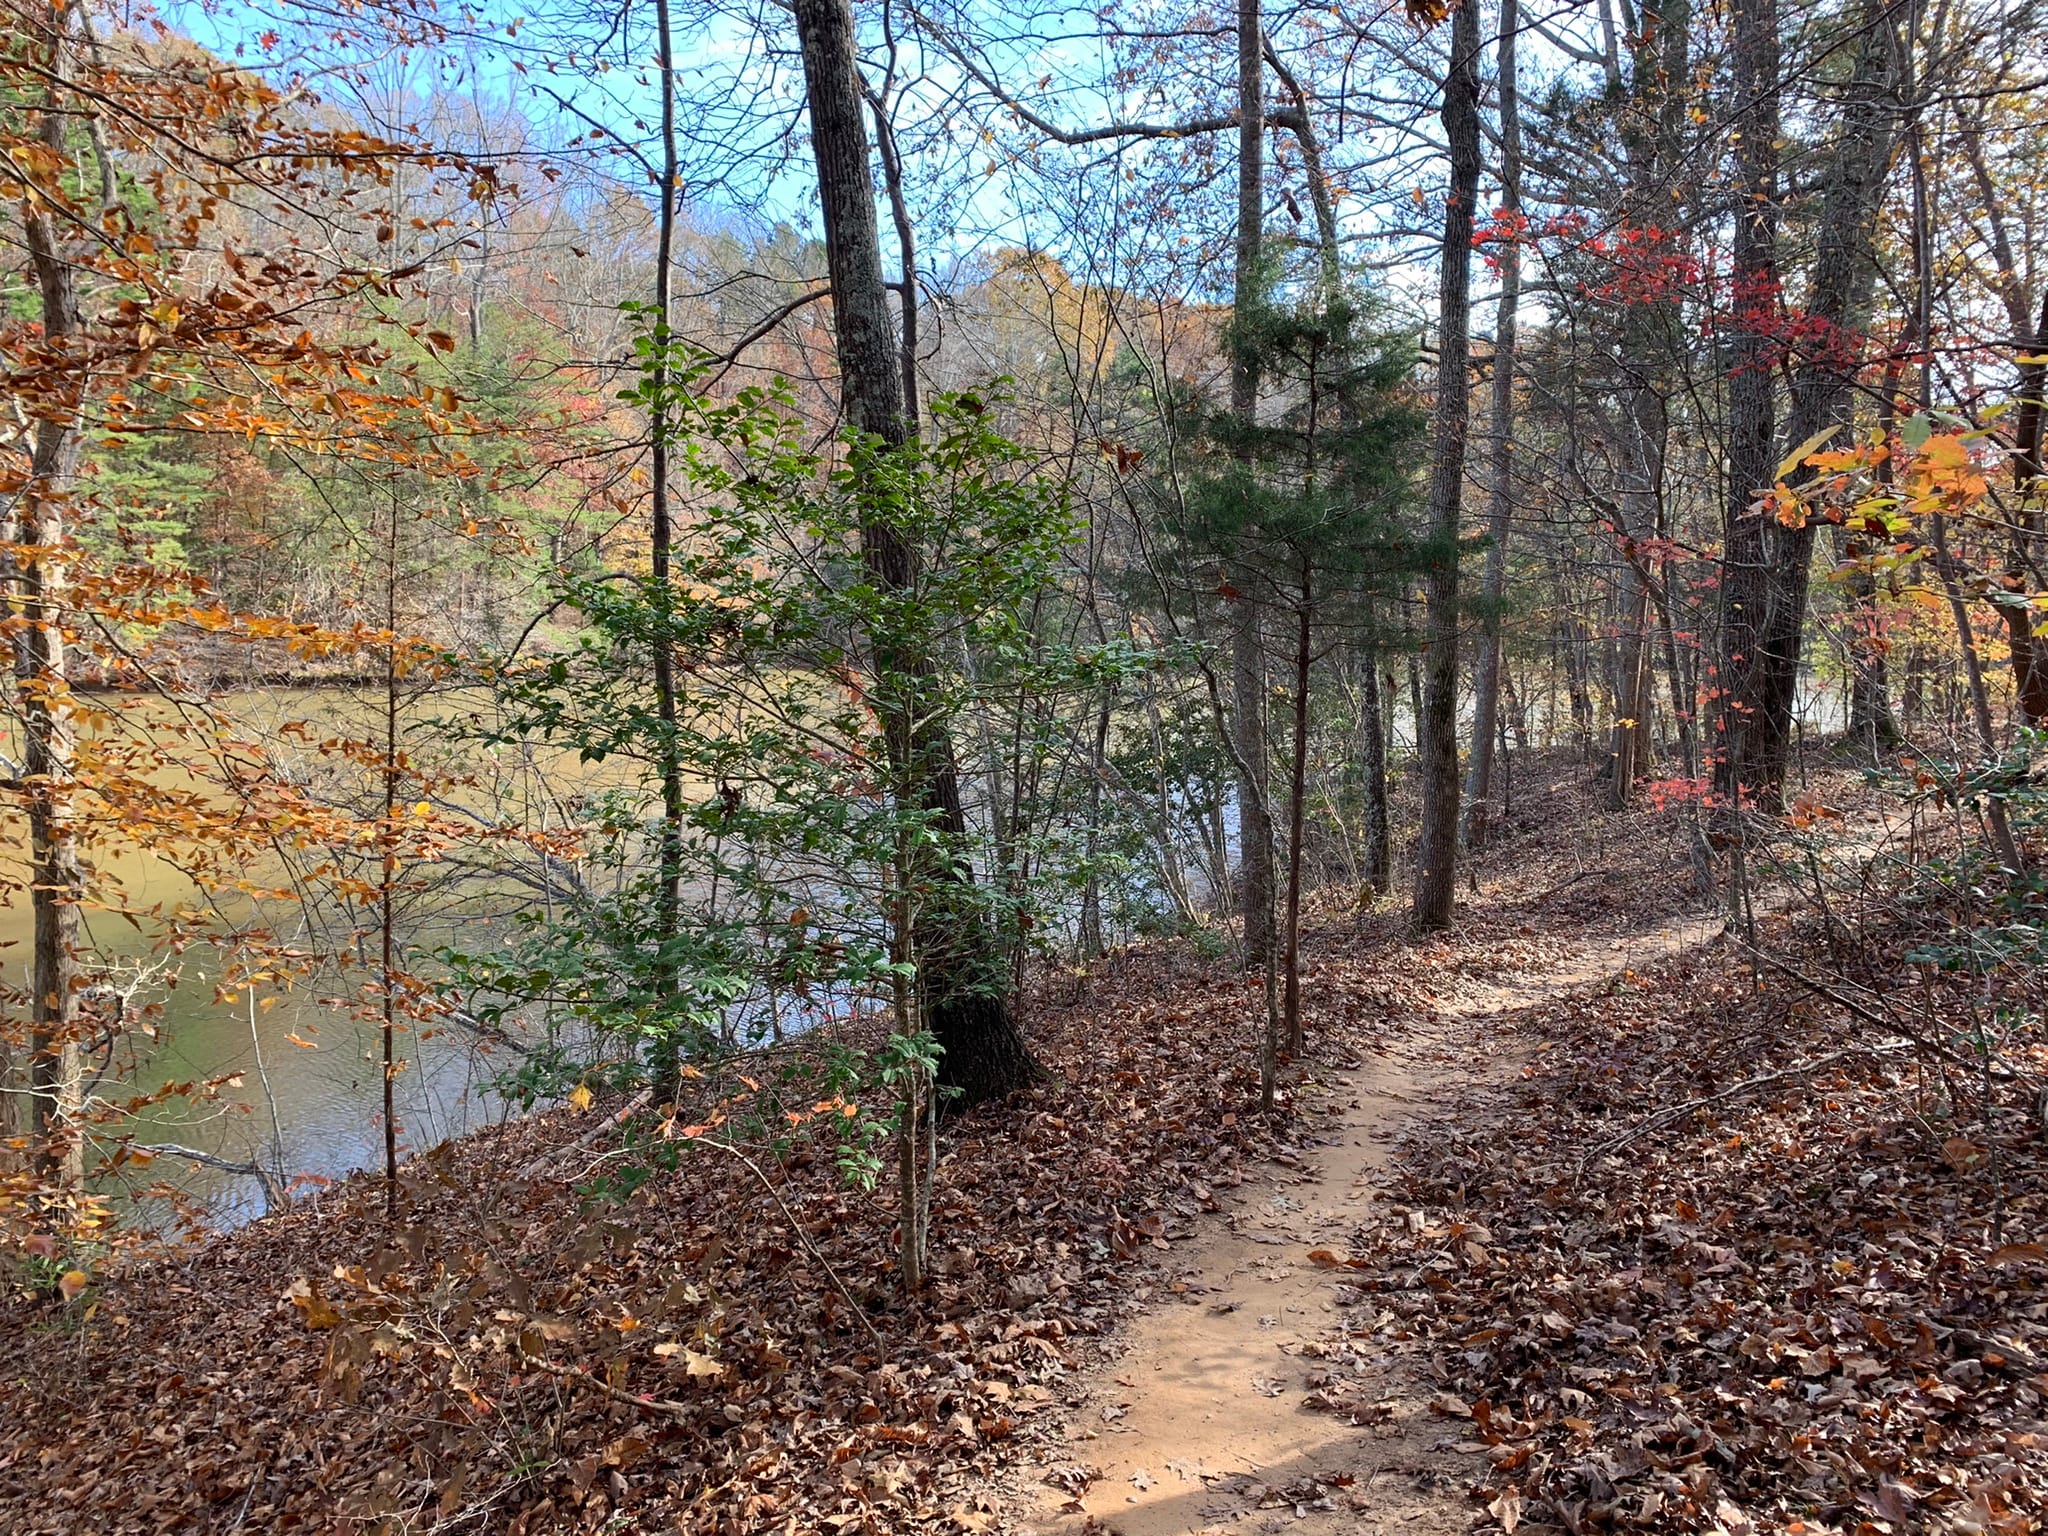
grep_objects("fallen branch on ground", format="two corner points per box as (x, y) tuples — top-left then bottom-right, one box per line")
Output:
(515, 1088), (653, 1181)
(515, 1344), (693, 1419)
(1579, 1039), (1917, 1170)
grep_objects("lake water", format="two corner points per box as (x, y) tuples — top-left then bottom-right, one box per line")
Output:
(0, 687), (599, 1228)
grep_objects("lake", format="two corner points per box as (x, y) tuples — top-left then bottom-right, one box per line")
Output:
(0, 685), (613, 1228)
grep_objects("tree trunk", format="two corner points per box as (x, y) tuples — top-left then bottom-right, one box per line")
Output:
(1230, 596), (1275, 965)
(792, 0), (1041, 1105)
(1715, 0), (1895, 810)
(1841, 355), (1903, 755)
(1229, 0), (1278, 984)
(1711, 0), (1781, 808)
(1560, 589), (1596, 756)
(1652, 556), (1699, 776)
(1410, 0), (1482, 932)
(1607, 562), (1654, 805)
(1462, 0), (1521, 849)
(1228, 0), (1281, 1112)
(1076, 692), (1112, 960)
(1359, 641), (1391, 897)
(1282, 564), (1311, 1053)
(13, 4), (86, 1186)
(1961, 119), (2048, 725)
(2000, 289), (2048, 724)
(1607, 0), (1687, 809)
(648, 0), (688, 1093)
(864, 60), (922, 426)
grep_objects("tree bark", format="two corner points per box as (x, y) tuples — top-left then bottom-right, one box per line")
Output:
(1711, 0), (1781, 807)
(1229, 596), (1275, 966)
(647, 0), (688, 1092)
(1411, 0), (1483, 932)
(1229, 0), (1278, 988)
(792, 0), (1041, 1105)
(12, 1), (86, 1185)
(1462, 0), (1521, 849)
(1715, 0), (1896, 810)
(1359, 641), (1392, 896)
(1605, 0), (1688, 810)
(1999, 288), (2048, 724)
(1282, 563), (1311, 1053)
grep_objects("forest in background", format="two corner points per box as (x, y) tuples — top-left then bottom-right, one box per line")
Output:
(6, 0), (2048, 1527)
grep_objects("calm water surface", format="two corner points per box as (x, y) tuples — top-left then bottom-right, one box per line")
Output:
(0, 687), (600, 1227)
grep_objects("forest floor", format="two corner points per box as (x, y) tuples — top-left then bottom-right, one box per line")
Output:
(6, 752), (2044, 1536)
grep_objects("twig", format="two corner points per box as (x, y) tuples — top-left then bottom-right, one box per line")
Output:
(1735, 941), (1987, 1073)
(247, 989), (289, 1204)
(515, 1096), (884, 1348)
(1579, 1039), (1916, 1169)
(515, 1344), (693, 1419)
(515, 1089), (652, 1181)
(135, 1143), (287, 1212)
(1536, 868), (1610, 901)
(693, 1136), (887, 1349)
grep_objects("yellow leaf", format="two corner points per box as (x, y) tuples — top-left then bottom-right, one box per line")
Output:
(57, 1270), (89, 1302)
(286, 1279), (342, 1329)
(1917, 434), (1972, 473)
(567, 1082), (594, 1112)
(1777, 426), (1839, 481)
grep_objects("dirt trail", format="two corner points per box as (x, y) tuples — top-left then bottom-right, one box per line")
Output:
(1007, 909), (1723, 1536)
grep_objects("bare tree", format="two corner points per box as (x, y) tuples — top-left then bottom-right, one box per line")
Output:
(1411, 0), (1484, 932)
(1461, 0), (1522, 846)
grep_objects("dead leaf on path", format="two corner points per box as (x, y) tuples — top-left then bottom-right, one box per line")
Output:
(1714, 1496), (1755, 1535)
(1045, 1464), (1094, 1494)
(1489, 1488), (1522, 1534)
(1875, 1478), (1919, 1523)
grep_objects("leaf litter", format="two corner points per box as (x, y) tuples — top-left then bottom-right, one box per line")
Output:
(1, 766), (1913, 1536)
(1309, 902), (2048, 1535)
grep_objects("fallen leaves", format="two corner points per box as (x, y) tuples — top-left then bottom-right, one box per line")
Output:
(0, 931), (1303, 1535)
(0, 775), (1784, 1534)
(1313, 928), (2048, 1535)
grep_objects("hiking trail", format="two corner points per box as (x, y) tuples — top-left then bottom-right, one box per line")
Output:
(1005, 907), (1726, 1536)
